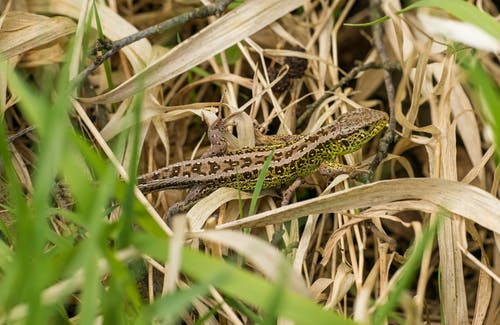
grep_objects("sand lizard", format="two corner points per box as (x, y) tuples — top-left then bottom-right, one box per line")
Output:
(137, 108), (388, 219)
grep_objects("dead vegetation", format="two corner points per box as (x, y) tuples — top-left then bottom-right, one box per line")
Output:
(1, 0), (499, 324)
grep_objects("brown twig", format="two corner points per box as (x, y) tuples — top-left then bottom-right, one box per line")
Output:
(73, 0), (234, 87)
(367, 0), (397, 180)
(297, 61), (399, 127)
(8, 126), (35, 143)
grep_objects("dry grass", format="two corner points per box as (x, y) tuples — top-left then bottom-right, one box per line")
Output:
(1, 0), (499, 324)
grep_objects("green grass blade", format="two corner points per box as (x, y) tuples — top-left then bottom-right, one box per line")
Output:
(3, 63), (73, 323)
(346, 0), (500, 43)
(92, 0), (114, 89)
(458, 52), (500, 161)
(135, 280), (213, 324)
(117, 90), (143, 247)
(133, 233), (359, 325)
(248, 148), (275, 216)
(403, 0), (500, 41)
(373, 214), (441, 324)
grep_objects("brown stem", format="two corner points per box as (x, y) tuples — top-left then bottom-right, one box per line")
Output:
(367, 0), (397, 180)
(73, 0), (234, 87)
(297, 61), (399, 127)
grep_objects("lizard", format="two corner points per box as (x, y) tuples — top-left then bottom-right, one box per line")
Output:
(137, 107), (389, 220)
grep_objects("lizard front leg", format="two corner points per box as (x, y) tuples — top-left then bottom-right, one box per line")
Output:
(165, 117), (230, 220)
(202, 116), (229, 157)
(282, 160), (366, 209)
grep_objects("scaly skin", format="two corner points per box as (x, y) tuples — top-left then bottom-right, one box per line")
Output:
(138, 108), (388, 195)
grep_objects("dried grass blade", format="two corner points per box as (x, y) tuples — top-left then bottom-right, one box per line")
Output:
(81, 0), (307, 103)
(217, 178), (500, 234)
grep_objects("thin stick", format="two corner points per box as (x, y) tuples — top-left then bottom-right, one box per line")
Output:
(297, 61), (399, 126)
(73, 0), (233, 86)
(367, 0), (396, 180)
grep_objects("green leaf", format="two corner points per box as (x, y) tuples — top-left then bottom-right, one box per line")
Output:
(403, 0), (500, 41)
(135, 280), (212, 324)
(373, 214), (441, 324)
(133, 233), (359, 325)
(248, 148), (275, 216)
(216, 45), (241, 65)
(458, 52), (500, 161)
(346, 0), (500, 42)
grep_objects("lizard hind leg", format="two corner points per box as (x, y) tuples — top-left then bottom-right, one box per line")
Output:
(165, 184), (215, 220)
(163, 117), (228, 222)
(280, 177), (304, 207)
(272, 177), (304, 247)
(318, 160), (368, 178)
